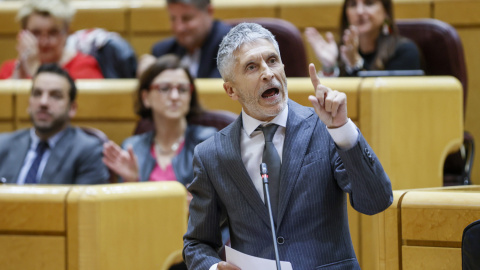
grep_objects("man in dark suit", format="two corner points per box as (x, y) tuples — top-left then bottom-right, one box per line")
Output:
(0, 63), (109, 185)
(141, 0), (231, 78)
(183, 23), (393, 269)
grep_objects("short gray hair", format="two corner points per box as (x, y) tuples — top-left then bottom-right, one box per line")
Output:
(17, 0), (76, 29)
(166, 0), (210, 10)
(217, 23), (281, 81)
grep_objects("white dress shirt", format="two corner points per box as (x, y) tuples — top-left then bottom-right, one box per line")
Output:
(209, 105), (359, 269)
(180, 48), (201, 78)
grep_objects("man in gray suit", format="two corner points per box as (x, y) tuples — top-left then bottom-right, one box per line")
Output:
(0, 63), (109, 185)
(183, 23), (393, 269)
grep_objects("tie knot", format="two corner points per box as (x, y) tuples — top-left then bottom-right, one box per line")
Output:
(261, 124), (278, 142)
(36, 141), (49, 153)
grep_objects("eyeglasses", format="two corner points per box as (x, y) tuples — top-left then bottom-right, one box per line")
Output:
(149, 83), (192, 95)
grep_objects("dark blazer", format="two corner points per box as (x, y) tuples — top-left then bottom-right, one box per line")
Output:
(0, 127), (110, 184)
(120, 125), (217, 185)
(183, 100), (393, 269)
(151, 20), (231, 78)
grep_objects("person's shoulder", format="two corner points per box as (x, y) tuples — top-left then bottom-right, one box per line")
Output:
(122, 131), (153, 148)
(71, 127), (105, 148)
(0, 129), (28, 143)
(396, 37), (420, 52)
(215, 20), (233, 33)
(151, 37), (178, 56)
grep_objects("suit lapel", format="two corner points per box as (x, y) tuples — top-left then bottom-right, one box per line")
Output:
(41, 127), (74, 184)
(218, 116), (271, 227)
(277, 101), (316, 227)
(5, 130), (31, 183)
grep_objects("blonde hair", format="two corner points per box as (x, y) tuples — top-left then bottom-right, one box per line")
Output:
(17, 0), (76, 29)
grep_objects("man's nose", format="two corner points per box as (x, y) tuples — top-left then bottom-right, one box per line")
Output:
(39, 93), (49, 104)
(261, 63), (274, 81)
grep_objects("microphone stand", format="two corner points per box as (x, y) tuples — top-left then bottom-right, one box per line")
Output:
(260, 163), (281, 270)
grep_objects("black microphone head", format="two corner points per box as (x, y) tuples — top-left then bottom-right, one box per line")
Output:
(260, 163), (268, 175)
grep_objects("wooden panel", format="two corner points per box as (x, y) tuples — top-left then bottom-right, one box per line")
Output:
(0, 185), (69, 232)
(359, 76), (463, 190)
(434, 0), (480, 26)
(401, 191), (480, 242)
(130, 3), (170, 32)
(0, 235), (65, 270)
(0, 122), (14, 132)
(67, 182), (187, 270)
(0, 92), (13, 119)
(279, 1), (341, 29)
(0, 37), (17, 66)
(0, 2), (21, 34)
(394, 1), (431, 19)
(458, 28), (480, 185)
(402, 246), (461, 270)
(70, 1), (127, 32)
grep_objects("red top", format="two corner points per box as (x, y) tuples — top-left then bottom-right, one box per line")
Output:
(0, 53), (104, 79)
(148, 141), (185, 181)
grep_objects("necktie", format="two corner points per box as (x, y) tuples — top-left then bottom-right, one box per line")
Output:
(24, 141), (49, 184)
(261, 124), (281, 222)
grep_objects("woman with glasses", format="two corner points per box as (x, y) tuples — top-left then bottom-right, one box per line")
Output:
(102, 54), (216, 185)
(0, 0), (103, 79)
(304, 0), (421, 77)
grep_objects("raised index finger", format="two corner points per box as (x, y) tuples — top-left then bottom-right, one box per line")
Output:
(309, 63), (321, 89)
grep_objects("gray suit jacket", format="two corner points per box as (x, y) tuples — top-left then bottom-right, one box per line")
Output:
(183, 100), (393, 269)
(0, 127), (109, 184)
(120, 125), (217, 185)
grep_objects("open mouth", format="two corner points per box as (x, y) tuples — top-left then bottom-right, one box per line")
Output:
(261, 88), (279, 98)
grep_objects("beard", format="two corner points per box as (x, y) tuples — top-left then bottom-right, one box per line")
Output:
(30, 111), (69, 136)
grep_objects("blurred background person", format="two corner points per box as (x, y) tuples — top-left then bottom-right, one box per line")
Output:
(137, 0), (231, 78)
(102, 54), (216, 186)
(0, 0), (104, 79)
(0, 63), (110, 184)
(305, 0), (421, 77)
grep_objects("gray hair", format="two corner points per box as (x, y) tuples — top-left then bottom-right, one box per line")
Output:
(17, 0), (76, 29)
(166, 0), (210, 10)
(217, 23), (281, 81)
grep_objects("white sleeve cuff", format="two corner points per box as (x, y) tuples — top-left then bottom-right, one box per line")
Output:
(326, 118), (358, 150)
(209, 263), (218, 270)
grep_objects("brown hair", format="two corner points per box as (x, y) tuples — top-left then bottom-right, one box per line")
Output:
(135, 54), (204, 120)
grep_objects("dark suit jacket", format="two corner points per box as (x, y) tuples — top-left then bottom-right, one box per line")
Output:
(151, 20), (231, 78)
(0, 127), (110, 184)
(183, 100), (393, 269)
(120, 125), (217, 184)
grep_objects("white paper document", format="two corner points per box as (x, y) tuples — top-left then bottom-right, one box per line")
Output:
(225, 246), (293, 270)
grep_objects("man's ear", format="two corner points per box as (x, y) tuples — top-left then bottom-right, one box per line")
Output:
(68, 101), (78, 118)
(206, 4), (214, 16)
(223, 82), (238, 101)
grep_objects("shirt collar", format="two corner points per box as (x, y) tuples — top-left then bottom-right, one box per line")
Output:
(242, 104), (289, 137)
(29, 128), (67, 149)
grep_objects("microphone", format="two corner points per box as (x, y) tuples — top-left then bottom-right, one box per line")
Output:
(260, 163), (281, 270)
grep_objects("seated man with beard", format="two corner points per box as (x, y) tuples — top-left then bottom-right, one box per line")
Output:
(0, 63), (109, 185)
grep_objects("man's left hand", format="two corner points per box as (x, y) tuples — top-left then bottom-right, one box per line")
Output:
(308, 63), (348, 128)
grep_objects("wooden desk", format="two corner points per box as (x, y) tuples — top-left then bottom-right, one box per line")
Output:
(0, 182), (187, 270)
(379, 186), (480, 270)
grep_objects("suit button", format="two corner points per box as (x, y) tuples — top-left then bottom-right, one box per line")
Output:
(0, 177), (6, 184)
(277, 236), (285, 245)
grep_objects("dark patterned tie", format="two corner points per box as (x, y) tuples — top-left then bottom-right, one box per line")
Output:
(261, 124), (281, 222)
(24, 141), (49, 184)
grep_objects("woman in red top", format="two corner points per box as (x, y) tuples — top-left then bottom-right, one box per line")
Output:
(0, 0), (103, 79)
